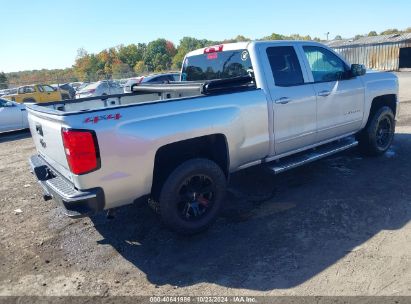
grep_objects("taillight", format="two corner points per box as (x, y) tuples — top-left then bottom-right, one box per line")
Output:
(61, 129), (100, 175)
(88, 89), (96, 94)
(204, 44), (224, 54)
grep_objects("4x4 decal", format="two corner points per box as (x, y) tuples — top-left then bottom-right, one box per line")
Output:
(84, 113), (122, 124)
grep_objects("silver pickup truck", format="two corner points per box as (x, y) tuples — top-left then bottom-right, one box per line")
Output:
(27, 41), (399, 234)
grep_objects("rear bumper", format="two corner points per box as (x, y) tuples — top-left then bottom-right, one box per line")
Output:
(29, 155), (105, 218)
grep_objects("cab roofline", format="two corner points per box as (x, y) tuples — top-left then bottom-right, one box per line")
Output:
(185, 40), (328, 57)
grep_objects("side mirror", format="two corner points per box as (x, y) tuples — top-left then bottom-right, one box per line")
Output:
(351, 64), (366, 77)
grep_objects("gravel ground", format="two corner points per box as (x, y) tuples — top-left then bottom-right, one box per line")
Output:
(1, 82), (411, 297)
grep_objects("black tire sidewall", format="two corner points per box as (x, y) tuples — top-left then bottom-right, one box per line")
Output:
(365, 106), (395, 155)
(159, 158), (227, 235)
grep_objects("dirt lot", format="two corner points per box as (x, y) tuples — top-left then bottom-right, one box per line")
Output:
(1, 80), (411, 297)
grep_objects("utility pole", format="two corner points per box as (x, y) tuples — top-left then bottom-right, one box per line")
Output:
(325, 32), (330, 41)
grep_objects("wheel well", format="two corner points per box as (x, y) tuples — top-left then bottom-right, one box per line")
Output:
(151, 134), (229, 200)
(23, 98), (36, 103)
(369, 95), (397, 119)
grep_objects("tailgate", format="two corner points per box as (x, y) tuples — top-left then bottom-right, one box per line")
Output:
(27, 111), (73, 182)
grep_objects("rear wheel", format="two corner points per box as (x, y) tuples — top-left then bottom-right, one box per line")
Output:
(61, 93), (70, 100)
(357, 106), (395, 156)
(158, 158), (227, 235)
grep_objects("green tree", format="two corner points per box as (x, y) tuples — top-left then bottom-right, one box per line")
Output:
(73, 48), (101, 81)
(380, 28), (399, 35)
(289, 34), (312, 41)
(0, 72), (8, 89)
(223, 35), (251, 43)
(112, 62), (133, 78)
(334, 35), (343, 40)
(368, 31), (378, 37)
(172, 37), (216, 69)
(262, 33), (286, 40)
(354, 34), (364, 40)
(133, 61), (146, 74)
(144, 39), (174, 72)
(117, 43), (146, 69)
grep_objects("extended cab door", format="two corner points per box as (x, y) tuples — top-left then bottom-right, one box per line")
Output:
(262, 45), (317, 155)
(299, 45), (365, 142)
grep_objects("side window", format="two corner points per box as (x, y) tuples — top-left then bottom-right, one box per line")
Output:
(303, 46), (348, 82)
(148, 76), (163, 83)
(18, 87), (25, 94)
(42, 85), (55, 92)
(24, 86), (35, 93)
(266, 46), (304, 87)
(37, 86), (44, 92)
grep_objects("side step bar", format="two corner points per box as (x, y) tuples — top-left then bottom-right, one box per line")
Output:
(267, 137), (358, 174)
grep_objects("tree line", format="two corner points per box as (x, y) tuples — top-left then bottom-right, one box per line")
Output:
(2, 27), (411, 88)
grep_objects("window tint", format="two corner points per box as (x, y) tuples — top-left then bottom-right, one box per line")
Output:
(266, 46), (304, 87)
(20, 86), (35, 93)
(42, 85), (55, 92)
(182, 50), (253, 81)
(303, 46), (348, 82)
(148, 75), (169, 83)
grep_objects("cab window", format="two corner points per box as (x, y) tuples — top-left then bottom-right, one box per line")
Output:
(266, 46), (304, 87)
(42, 85), (55, 92)
(303, 46), (348, 82)
(19, 86), (35, 94)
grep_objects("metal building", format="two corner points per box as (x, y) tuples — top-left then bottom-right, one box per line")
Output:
(327, 33), (411, 71)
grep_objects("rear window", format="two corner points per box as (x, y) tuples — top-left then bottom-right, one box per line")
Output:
(181, 49), (253, 81)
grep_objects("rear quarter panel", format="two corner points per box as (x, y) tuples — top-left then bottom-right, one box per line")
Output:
(65, 90), (270, 209)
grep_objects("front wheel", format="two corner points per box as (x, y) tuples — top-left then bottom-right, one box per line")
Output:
(159, 158), (227, 235)
(357, 106), (395, 156)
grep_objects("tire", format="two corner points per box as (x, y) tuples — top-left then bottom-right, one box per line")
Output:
(357, 106), (395, 156)
(61, 93), (70, 100)
(158, 158), (227, 235)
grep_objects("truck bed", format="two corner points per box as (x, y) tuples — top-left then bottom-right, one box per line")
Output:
(26, 76), (255, 115)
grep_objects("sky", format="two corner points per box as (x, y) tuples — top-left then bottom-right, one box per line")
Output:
(1, 0), (410, 73)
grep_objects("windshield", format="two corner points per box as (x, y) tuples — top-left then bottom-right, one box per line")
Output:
(181, 49), (253, 82)
(81, 82), (99, 91)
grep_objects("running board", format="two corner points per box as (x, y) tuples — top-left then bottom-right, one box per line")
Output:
(267, 137), (358, 174)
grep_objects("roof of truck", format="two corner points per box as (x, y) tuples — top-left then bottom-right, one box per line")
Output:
(185, 40), (326, 57)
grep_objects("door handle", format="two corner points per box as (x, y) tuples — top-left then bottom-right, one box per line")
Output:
(275, 97), (292, 104)
(318, 90), (331, 97)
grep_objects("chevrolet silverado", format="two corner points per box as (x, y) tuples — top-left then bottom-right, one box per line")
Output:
(27, 41), (399, 234)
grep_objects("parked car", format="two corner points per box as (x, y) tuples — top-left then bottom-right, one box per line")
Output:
(51, 83), (76, 99)
(69, 82), (83, 91)
(0, 98), (29, 132)
(75, 82), (90, 92)
(0, 88), (17, 97)
(123, 73), (180, 93)
(27, 41), (399, 235)
(76, 81), (123, 99)
(2, 84), (63, 103)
